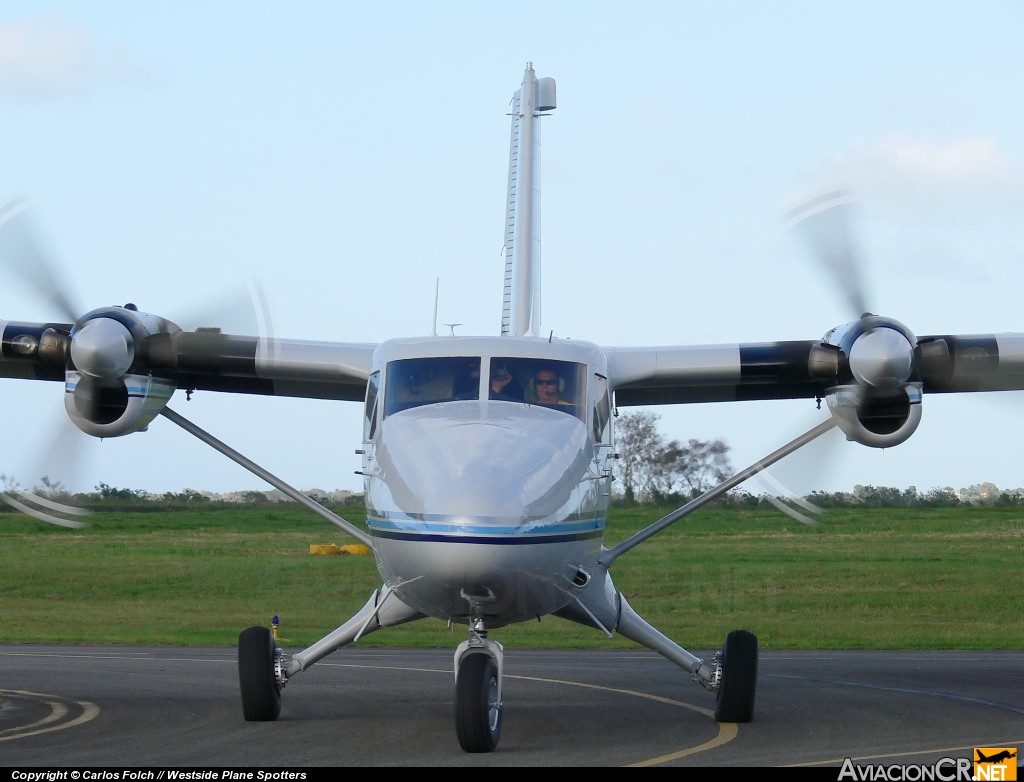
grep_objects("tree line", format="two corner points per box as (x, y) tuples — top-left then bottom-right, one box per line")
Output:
(4, 410), (1023, 512)
(0, 476), (363, 514)
(609, 410), (1024, 508)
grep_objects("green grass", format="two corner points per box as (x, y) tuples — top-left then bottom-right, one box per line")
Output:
(1, 504), (1021, 650)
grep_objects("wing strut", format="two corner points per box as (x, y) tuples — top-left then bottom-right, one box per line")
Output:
(160, 406), (373, 547)
(600, 416), (839, 566)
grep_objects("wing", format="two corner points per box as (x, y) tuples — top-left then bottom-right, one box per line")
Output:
(607, 332), (1024, 406)
(606, 327), (1024, 450)
(1, 314), (375, 438)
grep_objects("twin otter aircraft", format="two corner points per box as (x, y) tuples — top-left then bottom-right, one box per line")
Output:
(4, 64), (1024, 754)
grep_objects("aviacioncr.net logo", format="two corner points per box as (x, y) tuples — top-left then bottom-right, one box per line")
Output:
(838, 757), (972, 781)
(974, 748), (1017, 781)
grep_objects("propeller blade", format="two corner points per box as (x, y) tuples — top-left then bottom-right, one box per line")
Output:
(170, 278), (274, 339)
(1, 412), (92, 528)
(784, 189), (870, 321)
(0, 197), (80, 322)
(752, 408), (849, 525)
(758, 489), (821, 526)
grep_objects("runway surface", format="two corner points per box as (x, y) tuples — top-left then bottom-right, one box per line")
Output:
(0, 645), (1021, 767)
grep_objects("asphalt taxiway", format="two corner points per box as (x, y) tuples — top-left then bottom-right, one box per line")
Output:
(1, 646), (1021, 767)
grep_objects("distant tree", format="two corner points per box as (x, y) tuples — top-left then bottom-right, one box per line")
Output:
(171, 488), (209, 504)
(613, 411), (732, 503)
(920, 486), (961, 508)
(239, 490), (272, 505)
(95, 482), (149, 501)
(852, 484), (909, 508)
(613, 410), (664, 503)
(959, 482), (1000, 505)
(902, 486), (921, 506)
(669, 438), (732, 497)
(994, 491), (1024, 507)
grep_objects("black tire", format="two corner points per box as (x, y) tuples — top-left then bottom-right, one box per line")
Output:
(714, 629), (758, 723)
(238, 625), (282, 721)
(454, 653), (502, 753)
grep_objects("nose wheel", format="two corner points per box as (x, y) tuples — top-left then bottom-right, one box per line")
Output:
(455, 651), (502, 752)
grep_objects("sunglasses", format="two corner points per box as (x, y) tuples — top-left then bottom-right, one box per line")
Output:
(535, 378), (558, 386)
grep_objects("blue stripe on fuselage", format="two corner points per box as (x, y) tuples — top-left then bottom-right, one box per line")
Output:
(368, 527), (604, 545)
(366, 512), (605, 545)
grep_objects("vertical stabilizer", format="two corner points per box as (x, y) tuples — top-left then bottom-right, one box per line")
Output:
(501, 63), (556, 337)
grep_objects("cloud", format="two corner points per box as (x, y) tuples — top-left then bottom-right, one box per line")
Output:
(780, 135), (1024, 294)
(793, 135), (1024, 218)
(0, 15), (151, 99)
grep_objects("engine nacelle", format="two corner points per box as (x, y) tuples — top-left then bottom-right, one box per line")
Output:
(826, 382), (922, 448)
(65, 371), (176, 437)
(63, 305), (182, 437)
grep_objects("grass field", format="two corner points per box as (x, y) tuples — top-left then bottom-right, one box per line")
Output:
(1, 503), (1021, 650)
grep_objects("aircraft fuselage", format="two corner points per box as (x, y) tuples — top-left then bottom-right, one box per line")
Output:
(361, 336), (615, 627)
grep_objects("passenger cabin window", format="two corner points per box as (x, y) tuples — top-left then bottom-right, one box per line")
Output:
(384, 357), (480, 416)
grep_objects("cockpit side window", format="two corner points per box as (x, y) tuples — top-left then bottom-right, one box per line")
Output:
(364, 370), (380, 439)
(383, 357), (481, 417)
(593, 373), (611, 444)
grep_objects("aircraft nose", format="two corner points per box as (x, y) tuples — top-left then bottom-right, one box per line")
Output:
(372, 404), (591, 519)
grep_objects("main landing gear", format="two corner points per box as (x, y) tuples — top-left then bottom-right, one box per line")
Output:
(236, 600), (756, 754)
(553, 566), (759, 728)
(713, 629), (758, 723)
(238, 625), (282, 721)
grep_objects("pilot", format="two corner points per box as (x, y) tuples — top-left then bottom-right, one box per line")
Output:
(490, 362), (523, 400)
(533, 365), (570, 406)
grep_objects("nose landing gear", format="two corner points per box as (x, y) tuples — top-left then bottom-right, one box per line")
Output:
(454, 622), (503, 753)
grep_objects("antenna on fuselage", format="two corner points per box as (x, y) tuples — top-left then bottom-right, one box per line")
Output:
(443, 323), (461, 337)
(432, 277), (439, 337)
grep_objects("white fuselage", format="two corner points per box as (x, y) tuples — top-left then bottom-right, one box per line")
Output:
(360, 336), (614, 627)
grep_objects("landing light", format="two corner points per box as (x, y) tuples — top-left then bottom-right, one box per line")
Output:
(10, 334), (37, 355)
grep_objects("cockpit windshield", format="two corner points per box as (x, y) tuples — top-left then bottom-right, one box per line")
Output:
(384, 356), (481, 416)
(497, 358), (585, 418)
(383, 356), (586, 420)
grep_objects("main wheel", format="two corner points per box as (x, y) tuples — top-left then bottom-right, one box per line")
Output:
(238, 625), (282, 721)
(714, 629), (758, 723)
(454, 653), (502, 752)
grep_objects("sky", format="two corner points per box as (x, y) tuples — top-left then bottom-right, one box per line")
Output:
(1, 1), (1023, 502)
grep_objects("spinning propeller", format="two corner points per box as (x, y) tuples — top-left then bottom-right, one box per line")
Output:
(783, 189), (869, 323)
(0, 197), (273, 526)
(0, 198), (79, 323)
(787, 190), (917, 390)
(754, 190), (926, 523)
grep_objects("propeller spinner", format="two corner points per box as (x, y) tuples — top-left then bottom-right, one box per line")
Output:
(70, 316), (135, 380)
